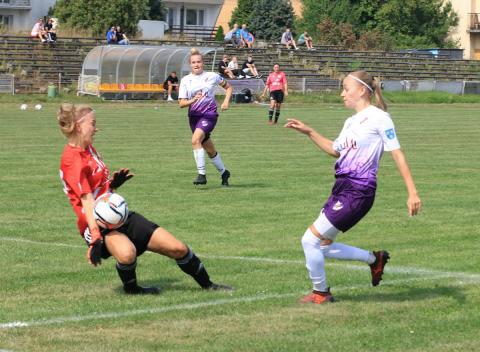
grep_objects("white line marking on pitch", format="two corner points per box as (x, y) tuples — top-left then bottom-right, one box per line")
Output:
(2, 236), (479, 281)
(1, 274), (478, 330)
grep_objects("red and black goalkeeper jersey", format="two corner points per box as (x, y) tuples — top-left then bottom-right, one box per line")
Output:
(59, 144), (111, 236)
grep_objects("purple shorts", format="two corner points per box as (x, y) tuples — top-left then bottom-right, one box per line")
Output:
(322, 177), (376, 232)
(189, 115), (218, 134)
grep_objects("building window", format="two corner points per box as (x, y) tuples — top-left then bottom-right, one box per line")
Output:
(185, 9), (204, 26)
(0, 0), (12, 4)
(0, 14), (13, 28)
(166, 8), (176, 26)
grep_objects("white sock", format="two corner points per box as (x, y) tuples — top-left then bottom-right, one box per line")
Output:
(193, 148), (206, 175)
(301, 229), (328, 292)
(210, 152), (226, 174)
(322, 242), (375, 264)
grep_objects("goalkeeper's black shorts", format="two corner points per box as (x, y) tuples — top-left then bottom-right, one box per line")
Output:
(100, 211), (159, 259)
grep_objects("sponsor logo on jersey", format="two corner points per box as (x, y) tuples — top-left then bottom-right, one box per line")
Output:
(201, 120), (209, 127)
(385, 128), (396, 140)
(332, 201), (343, 211)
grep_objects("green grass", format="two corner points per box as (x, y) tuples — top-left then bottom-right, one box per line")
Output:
(0, 101), (479, 351)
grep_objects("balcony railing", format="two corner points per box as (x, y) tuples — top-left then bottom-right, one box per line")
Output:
(0, 0), (31, 9)
(468, 13), (480, 32)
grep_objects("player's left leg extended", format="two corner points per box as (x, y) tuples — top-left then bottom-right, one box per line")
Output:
(203, 138), (230, 186)
(147, 227), (232, 290)
(274, 102), (281, 124)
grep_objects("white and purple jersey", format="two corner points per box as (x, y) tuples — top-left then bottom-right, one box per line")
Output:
(332, 105), (400, 188)
(179, 71), (224, 118)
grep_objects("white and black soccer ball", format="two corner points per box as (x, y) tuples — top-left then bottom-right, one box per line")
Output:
(20, 104), (28, 110)
(34, 104), (42, 110)
(93, 193), (128, 229)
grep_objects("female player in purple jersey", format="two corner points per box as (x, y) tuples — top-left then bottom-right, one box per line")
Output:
(179, 48), (233, 186)
(285, 70), (422, 304)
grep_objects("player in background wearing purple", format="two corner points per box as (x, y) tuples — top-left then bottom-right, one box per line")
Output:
(285, 70), (422, 304)
(179, 48), (233, 186)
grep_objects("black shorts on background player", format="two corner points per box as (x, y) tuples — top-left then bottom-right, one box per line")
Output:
(270, 90), (284, 103)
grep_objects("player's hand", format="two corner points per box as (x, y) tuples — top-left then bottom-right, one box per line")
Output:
(284, 118), (313, 135)
(284, 91), (289, 96)
(407, 193), (422, 216)
(221, 101), (229, 111)
(87, 228), (103, 267)
(110, 168), (133, 190)
(193, 91), (204, 102)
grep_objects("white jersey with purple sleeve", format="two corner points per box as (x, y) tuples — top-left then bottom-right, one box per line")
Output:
(332, 105), (400, 188)
(179, 71), (225, 118)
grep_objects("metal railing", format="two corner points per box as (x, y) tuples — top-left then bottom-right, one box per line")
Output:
(468, 13), (480, 32)
(167, 25), (218, 39)
(0, 0), (30, 8)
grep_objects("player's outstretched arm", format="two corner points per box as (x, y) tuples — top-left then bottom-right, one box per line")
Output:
(284, 118), (339, 157)
(390, 149), (422, 216)
(110, 168), (134, 191)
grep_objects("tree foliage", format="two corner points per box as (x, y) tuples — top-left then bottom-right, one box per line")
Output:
(249, 0), (296, 41)
(147, 0), (166, 21)
(299, 0), (458, 49)
(229, 0), (256, 28)
(52, 0), (150, 36)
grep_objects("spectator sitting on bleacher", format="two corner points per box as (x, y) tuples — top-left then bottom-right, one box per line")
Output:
(116, 26), (130, 45)
(31, 18), (47, 43)
(242, 55), (261, 78)
(106, 26), (117, 44)
(224, 23), (241, 47)
(240, 24), (254, 49)
(218, 55), (235, 79)
(44, 18), (57, 43)
(163, 71), (179, 101)
(281, 28), (298, 50)
(236, 24), (245, 48)
(298, 30), (313, 50)
(244, 29), (255, 49)
(228, 56), (243, 78)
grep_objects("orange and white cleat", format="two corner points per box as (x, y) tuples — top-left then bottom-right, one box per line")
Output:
(300, 288), (335, 304)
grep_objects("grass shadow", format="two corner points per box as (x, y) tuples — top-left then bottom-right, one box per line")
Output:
(339, 285), (467, 304)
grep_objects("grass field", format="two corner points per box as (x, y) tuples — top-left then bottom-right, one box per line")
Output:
(1, 100), (479, 351)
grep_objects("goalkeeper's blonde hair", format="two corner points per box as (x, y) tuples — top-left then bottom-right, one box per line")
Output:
(57, 103), (93, 137)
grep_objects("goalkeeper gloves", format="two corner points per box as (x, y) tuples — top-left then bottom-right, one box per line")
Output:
(110, 168), (134, 190)
(87, 228), (103, 266)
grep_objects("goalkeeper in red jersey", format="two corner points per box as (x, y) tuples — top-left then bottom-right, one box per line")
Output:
(58, 103), (232, 294)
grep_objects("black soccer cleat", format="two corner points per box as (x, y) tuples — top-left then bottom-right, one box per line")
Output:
(221, 169), (230, 186)
(124, 285), (161, 295)
(193, 174), (207, 185)
(204, 282), (234, 292)
(369, 250), (390, 286)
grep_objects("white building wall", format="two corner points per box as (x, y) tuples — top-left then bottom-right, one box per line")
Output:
(0, 0), (56, 32)
(449, 0), (480, 59)
(164, 1), (222, 28)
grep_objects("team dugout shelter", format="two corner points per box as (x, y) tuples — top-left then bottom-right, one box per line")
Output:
(78, 45), (264, 100)
(78, 46), (219, 98)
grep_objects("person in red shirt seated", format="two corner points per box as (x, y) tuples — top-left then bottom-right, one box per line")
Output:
(260, 64), (288, 124)
(57, 103), (232, 294)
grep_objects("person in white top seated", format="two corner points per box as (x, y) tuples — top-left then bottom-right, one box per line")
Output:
(227, 56), (243, 78)
(31, 18), (47, 43)
(281, 27), (298, 50)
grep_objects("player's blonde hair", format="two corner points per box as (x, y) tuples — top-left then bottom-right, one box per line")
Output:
(349, 71), (387, 112)
(57, 103), (93, 137)
(190, 48), (203, 62)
